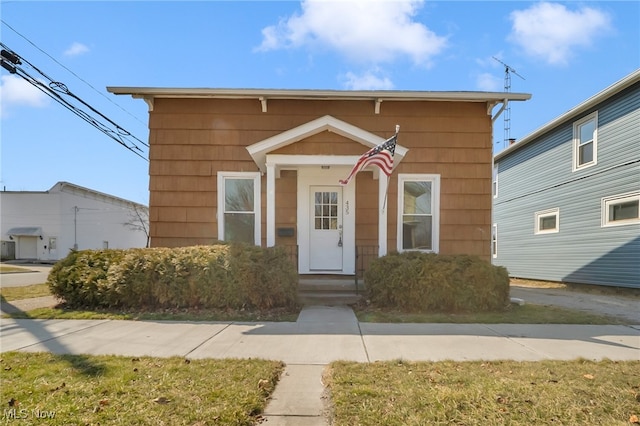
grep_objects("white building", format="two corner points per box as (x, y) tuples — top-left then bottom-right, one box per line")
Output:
(0, 181), (149, 261)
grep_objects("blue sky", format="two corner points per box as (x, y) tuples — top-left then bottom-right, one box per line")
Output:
(1, 1), (638, 205)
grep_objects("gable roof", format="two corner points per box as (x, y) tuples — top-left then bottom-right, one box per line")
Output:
(495, 69), (640, 162)
(246, 115), (408, 173)
(1, 181), (147, 209)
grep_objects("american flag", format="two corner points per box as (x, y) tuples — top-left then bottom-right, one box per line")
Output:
(339, 133), (397, 185)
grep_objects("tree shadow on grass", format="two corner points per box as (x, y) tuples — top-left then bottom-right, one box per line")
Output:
(1, 296), (107, 377)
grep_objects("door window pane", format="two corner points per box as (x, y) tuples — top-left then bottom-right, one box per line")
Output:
(314, 191), (338, 230)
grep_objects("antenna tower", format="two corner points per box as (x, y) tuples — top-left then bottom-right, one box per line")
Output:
(493, 57), (525, 148)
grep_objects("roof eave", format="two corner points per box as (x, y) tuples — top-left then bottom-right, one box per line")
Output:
(106, 87), (531, 103)
(495, 69), (640, 162)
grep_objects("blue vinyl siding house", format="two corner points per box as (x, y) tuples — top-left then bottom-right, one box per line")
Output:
(493, 69), (640, 289)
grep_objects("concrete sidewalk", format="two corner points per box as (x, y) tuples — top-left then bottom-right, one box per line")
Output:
(1, 305), (639, 426)
(2, 305), (639, 362)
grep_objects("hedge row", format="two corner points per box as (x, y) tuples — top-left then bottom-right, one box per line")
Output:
(47, 244), (298, 310)
(364, 252), (510, 313)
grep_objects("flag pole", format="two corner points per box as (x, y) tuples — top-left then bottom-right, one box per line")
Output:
(382, 125), (399, 211)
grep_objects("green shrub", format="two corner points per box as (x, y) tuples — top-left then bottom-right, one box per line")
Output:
(364, 252), (509, 313)
(47, 249), (127, 307)
(47, 244), (298, 310)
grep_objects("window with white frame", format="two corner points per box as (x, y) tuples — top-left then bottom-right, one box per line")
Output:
(602, 192), (640, 227)
(397, 174), (440, 252)
(573, 112), (597, 170)
(217, 172), (261, 244)
(492, 223), (498, 258)
(492, 164), (498, 198)
(535, 208), (559, 234)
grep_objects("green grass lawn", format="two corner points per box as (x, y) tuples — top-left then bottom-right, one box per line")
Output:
(5, 302), (623, 324)
(0, 265), (34, 274)
(5, 306), (301, 322)
(354, 303), (627, 324)
(326, 359), (640, 426)
(0, 283), (51, 301)
(0, 352), (283, 426)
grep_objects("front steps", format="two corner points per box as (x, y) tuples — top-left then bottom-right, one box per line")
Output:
(297, 275), (365, 306)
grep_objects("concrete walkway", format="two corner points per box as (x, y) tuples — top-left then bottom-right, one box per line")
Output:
(2, 287), (640, 425)
(2, 305), (639, 426)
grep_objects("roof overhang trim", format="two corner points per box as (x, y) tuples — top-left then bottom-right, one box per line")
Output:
(7, 227), (43, 237)
(107, 87), (531, 114)
(247, 115), (408, 173)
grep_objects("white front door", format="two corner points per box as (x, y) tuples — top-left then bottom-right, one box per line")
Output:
(309, 186), (343, 271)
(297, 166), (355, 275)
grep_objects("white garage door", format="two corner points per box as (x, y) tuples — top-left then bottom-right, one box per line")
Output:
(18, 236), (37, 259)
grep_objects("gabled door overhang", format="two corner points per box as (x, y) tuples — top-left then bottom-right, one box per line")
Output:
(247, 115), (408, 173)
(246, 115), (409, 259)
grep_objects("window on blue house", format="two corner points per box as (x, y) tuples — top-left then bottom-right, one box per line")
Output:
(602, 192), (640, 227)
(535, 208), (559, 234)
(573, 112), (597, 171)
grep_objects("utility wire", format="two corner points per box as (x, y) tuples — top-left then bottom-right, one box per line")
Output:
(1, 19), (147, 127)
(1, 42), (148, 161)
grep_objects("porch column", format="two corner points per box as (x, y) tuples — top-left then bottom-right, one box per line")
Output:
(266, 163), (276, 247)
(378, 175), (388, 257)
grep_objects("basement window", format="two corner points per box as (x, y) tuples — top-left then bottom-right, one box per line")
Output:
(602, 192), (640, 227)
(535, 208), (559, 234)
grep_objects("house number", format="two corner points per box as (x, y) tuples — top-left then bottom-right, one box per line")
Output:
(345, 201), (350, 215)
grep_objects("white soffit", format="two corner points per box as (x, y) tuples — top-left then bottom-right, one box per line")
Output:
(247, 115), (408, 173)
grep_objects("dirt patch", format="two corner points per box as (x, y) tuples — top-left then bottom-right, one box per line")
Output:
(510, 278), (566, 289)
(510, 278), (640, 298)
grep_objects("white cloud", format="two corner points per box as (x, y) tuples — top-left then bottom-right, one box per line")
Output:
(341, 70), (394, 90)
(476, 72), (501, 92)
(508, 2), (611, 66)
(256, 0), (447, 66)
(0, 75), (50, 118)
(64, 42), (90, 57)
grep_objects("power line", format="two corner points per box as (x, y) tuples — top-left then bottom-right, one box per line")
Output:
(1, 42), (149, 161)
(0, 19), (147, 127)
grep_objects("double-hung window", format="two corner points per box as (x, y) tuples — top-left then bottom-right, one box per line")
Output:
(573, 112), (597, 170)
(534, 208), (559, 234)
(217, 172), (261, 245)
(492, 223), (498, 258)
(397, 174), (440, 252)
(602, 192), (640, 227)
(492, 164), (498, 198)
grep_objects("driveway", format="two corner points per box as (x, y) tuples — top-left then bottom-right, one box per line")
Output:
(510, 284), (640, 323)
(0, 263), (52, 288)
